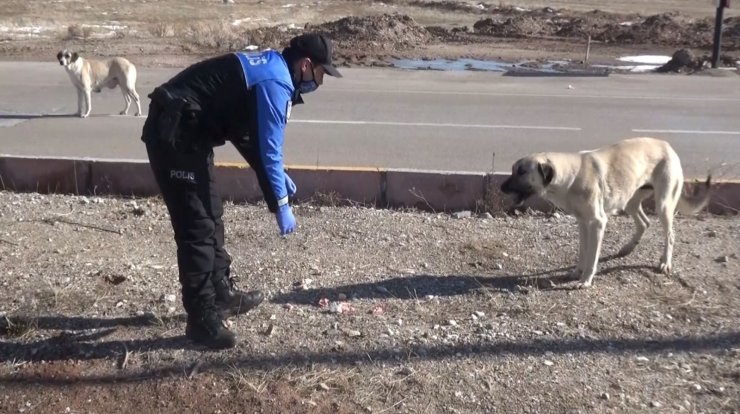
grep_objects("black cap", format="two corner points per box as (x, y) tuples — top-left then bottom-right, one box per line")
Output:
(290, 33), (342, 78)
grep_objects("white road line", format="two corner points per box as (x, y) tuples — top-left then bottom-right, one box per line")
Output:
(327, 88), (740, 102)
(290, 119), (581, 131)
(632, 129), (740, 135)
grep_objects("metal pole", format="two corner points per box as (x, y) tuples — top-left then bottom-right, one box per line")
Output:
(711, 1), (727, 69)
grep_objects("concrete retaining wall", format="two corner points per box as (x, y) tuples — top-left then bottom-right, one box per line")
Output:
(1, 155), (737, 215)
(0, 156), (89, 195)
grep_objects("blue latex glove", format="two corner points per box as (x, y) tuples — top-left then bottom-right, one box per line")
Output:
(285, 173), (297, 198)
(275, 204), (296, 236)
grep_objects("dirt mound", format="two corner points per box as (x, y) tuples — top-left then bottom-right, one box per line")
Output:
(472, 8), (634, 39)
(656, 48), (739, 73)
(553, 10), (635, 38)
(474, 16), (556, 38)
(610, 12), (706, 45)
(655, 48), (698, 73)
(408, 0), (487, 13)
(309, 14), (431, 51)
(470, 9), (739, 50)
(245, 27), (296, 51)
(183, 14), (432, 56)
(724, 16), (740, 38)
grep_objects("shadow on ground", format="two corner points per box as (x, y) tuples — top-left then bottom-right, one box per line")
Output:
(270, 255), (655, 305)
(1, 328), (737, 387)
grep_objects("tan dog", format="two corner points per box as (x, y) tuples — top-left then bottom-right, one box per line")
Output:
(501, 137), (711, 288)
(57, 49), (142, 118)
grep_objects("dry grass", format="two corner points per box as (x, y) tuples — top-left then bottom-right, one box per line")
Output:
(306, 190), (352, 208)
(0, 0), (393, 40)
(184, 20), (248, 51)
(227, 365), (271, 393)
(64, 24), (93, 41)
(147, 22), (176, 38)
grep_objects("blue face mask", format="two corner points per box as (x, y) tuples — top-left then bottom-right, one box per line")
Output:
(299, 79), (319, 94)
(297, 62), (319, 94)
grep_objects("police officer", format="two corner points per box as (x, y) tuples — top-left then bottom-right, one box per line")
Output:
(141, 33), (342, 349)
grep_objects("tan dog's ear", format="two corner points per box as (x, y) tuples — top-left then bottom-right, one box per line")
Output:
(71, 52), (79, 62)
(538, 162), (554, 186)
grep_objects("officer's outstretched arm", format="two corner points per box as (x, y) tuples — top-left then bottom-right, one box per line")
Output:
(252, 81), (297, 235)
(253, 81), (292, 209)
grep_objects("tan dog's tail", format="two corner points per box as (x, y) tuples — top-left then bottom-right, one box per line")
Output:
(677, 174), (712, 214)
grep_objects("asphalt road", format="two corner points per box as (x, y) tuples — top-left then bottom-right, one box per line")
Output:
(1, 62), (739, 178)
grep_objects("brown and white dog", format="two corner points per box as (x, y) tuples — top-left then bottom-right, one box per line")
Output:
(57, 49), (142, 118)
(501, 137), (712, 288)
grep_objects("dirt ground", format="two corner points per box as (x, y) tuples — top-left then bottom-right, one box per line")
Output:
(1, 1), (740, 413)
(0, 191), (738, 413)
(1, 0), (739, 70)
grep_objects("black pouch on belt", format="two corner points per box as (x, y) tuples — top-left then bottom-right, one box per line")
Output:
(148, 87), (202, 151)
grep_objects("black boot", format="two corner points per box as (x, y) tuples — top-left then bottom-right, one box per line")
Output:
(213, 276), (264, 317)
(182, 286), (237, 350)
(185, 309), (237, 350)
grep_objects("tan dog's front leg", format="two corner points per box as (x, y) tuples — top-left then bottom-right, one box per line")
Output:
(82, 88), (92, 118)
(568, 220), (587, 280)
(578, 215), (607, 288)
(76, 89), (84, 117)
(657, 203), (676, 275)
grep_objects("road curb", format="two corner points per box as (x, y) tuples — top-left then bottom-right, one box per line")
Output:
(0, 155), (737, 215)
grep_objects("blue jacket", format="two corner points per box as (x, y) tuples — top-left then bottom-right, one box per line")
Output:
(235, 50), (294, 208)
(146, 51), (295, 212)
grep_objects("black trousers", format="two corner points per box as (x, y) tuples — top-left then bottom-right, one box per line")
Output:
(145, 140), (232, 315)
